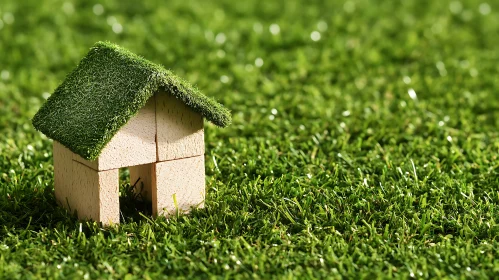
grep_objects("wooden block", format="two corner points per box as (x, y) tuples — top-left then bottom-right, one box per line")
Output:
(156, 92), (204, 161)
(129, 163), (154, 201)
(71, 161), (120, 225)
(54, 141), (120, 225)
(152, 155), (205, 216)
(74, 96), (157, 171)
(98, 167), (120, 225)
(53, 141), (74, 209)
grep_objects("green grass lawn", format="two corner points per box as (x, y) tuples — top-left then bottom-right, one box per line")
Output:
(1, 0), (498, 278)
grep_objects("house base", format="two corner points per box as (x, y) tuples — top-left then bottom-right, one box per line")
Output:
(53, 142), (205, 225)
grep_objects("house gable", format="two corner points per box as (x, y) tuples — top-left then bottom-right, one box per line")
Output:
(73, 92), (206, 171)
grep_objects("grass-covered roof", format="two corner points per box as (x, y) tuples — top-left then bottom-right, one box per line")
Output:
(32, 41), (231, 160)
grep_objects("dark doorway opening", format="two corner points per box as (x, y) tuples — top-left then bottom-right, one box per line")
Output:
(118, 168), (152, 222)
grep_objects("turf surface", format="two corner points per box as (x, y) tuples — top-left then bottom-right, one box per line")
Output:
(33, 41), (231, 160)
(1, 0), (499, 278)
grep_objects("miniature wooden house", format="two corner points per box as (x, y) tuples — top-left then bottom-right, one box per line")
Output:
(32, 42), (231, 225)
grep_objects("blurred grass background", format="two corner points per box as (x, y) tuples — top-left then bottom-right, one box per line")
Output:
(1, 0), (499, 278)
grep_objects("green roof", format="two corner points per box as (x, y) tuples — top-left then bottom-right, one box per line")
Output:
(32, 41), (231, 160)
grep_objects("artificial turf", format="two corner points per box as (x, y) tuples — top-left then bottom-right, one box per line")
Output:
(32, 41), (231, 160)
(1, 0), (499, 278)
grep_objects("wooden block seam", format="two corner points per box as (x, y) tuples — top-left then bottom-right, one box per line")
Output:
(154, 153), (206, 163)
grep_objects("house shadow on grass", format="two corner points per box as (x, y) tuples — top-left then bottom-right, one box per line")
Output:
(0, 180), (155, 238)
(0, 168), (214, 238)
(0, 185), (75, 235)
(0, 182), (261, 243)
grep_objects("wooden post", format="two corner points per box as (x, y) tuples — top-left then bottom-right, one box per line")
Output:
(53, 142), (120, 225)
(152, 155), (205, 217)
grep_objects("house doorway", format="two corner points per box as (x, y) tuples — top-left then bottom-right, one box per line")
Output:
(118, 167), (152, 222)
